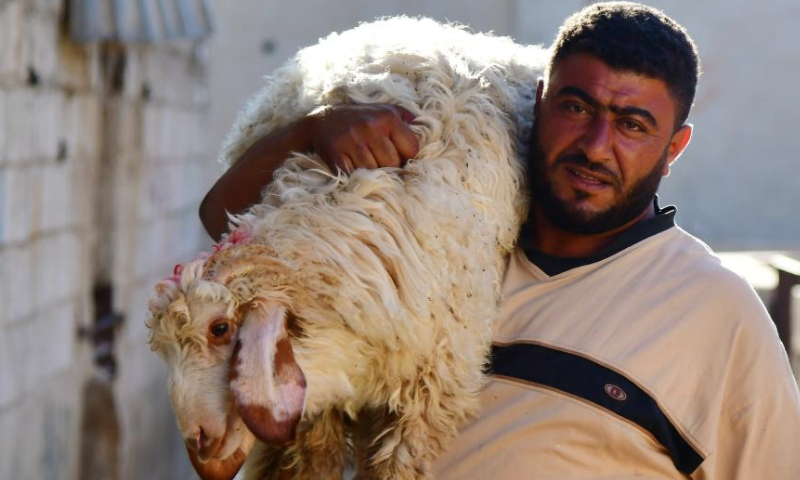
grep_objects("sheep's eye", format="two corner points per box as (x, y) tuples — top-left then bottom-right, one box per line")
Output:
(210, 322), (229, 337)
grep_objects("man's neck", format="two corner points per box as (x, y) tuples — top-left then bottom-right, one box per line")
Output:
(529, 203), (656, 258)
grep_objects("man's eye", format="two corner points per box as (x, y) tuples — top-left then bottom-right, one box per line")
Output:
(210, 322), (230, 337)
(620, 119), (645, 132)
(564, 103), (587, 114)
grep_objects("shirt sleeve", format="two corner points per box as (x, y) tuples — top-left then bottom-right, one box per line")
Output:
(694, 296), (800, 480)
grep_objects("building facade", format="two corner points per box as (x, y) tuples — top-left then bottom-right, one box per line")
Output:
(0, 0), (213, 478)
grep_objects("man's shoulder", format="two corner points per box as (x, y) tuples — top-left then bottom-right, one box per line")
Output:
(635, 226), (769, 322)
(649, 227), (749, 285)
(656, 227), (780, 337)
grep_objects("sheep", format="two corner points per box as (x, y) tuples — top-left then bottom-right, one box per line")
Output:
(147, 16), (545, 480)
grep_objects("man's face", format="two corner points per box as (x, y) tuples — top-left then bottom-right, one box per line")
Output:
(529, 53), (692, 235)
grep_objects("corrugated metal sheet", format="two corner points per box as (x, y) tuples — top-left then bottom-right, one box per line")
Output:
(69, 0), (214, 43)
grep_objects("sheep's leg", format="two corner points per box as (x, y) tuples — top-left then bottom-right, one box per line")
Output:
(365, 413), (435, 480)
(365, 406), (460, 480)
(241, 409), (346, 480)
(241, 442), (293, 480)
(365, 383), (479, 480)
(349, 407), (394, 479)
(290, 408), (348, 480)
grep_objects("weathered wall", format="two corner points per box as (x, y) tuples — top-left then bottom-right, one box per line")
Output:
(0, 1), (100, 478)
(104, 43), (212, 480)
(0, 0), (213, 478)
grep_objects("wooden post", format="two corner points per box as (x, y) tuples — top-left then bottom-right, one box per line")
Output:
(769, 255), (800, 354)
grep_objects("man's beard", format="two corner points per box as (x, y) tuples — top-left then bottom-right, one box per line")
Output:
(527, 118), (667, 235)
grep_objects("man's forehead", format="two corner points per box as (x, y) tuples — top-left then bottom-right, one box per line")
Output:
(546, 53), (678, 125)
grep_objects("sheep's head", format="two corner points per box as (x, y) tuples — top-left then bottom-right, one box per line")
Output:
(147, 243), (306, 480)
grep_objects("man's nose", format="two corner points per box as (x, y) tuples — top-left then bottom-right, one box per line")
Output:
(578, 116), (614, 162)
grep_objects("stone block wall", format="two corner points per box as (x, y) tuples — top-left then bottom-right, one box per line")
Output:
(106, 44), (213, 480)
(0, 1), (216, 479)
(0, 2), (99, 478)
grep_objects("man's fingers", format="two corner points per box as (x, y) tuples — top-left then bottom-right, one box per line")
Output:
(352, 143), (379, 170)
(311, 103), (419, 171)
(324, 149), (347, 174)
(390, 124), (419, 161)
(336, 153), (355, 174)
(387, 106), (420, 160)
(371, 136), (402, 168)
(393, 106), (417, 125)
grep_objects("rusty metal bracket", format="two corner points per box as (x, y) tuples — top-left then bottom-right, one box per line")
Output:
(78, 284), (125, 378)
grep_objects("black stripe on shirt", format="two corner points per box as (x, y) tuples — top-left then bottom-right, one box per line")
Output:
(489, 342), (704, 474)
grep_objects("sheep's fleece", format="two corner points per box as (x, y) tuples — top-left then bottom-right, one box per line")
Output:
(148, 16), (545, 480)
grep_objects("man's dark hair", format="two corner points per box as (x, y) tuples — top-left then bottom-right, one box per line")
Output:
(548, 2), (700, 128)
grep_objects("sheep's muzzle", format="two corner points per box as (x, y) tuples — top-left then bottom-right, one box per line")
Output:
(186, 444), (251, 480)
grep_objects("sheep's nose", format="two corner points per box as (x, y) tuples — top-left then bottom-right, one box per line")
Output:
(186, 427), (209, 453)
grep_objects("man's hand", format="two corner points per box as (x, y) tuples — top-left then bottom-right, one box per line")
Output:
(307, 104), (419, 173)
(199, 103), (419, 241)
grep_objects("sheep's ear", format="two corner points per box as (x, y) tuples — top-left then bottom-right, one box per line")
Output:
(230, 301), (306, 444)
(186, 445), (249, 480)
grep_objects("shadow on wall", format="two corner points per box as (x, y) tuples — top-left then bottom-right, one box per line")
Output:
(80, 377), (120, 480)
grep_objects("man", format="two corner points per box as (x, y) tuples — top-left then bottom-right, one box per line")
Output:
(200, 3), (800, 478)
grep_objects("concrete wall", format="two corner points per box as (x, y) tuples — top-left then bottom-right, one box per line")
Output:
(0, 1), (99, 478)
(208, 0), (800, 252)
(103, 43), (211, 480)
(0, 0), (213, 478)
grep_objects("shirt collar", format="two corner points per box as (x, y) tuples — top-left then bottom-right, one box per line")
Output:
(519, 197), (677, 276)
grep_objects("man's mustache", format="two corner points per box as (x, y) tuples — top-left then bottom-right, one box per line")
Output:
(555, 154), (621, 188)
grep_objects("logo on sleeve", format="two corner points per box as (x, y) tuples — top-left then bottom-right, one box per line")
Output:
(604, 383), (627, 401)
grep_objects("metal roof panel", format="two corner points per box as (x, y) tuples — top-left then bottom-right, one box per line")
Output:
(69, 0), (214, 43)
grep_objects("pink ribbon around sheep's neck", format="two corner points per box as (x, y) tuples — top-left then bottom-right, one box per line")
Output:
(168, 229), (252, 284)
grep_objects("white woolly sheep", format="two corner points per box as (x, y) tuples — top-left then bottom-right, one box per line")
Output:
(147, 17), (545, 480)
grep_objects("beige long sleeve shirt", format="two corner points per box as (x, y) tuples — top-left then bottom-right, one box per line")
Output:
(435, 217), (800, 479)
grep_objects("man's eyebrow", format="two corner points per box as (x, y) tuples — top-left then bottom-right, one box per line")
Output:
(556, 86), (658, 128)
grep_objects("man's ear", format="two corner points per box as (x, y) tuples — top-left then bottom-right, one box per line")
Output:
(663, 124), (693, 177)
(534, 79), (544, 118)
